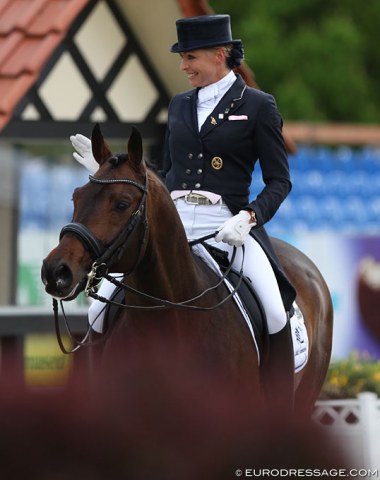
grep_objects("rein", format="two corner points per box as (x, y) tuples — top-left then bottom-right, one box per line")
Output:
(54, 241), (245, 354)
(53, 298), (110, 354)
(87, 242), (245, 311)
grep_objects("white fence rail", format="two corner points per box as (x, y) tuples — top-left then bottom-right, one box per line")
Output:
(313, 392), (380, 471)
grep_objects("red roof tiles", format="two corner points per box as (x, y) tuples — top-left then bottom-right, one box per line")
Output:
(0, 0), (204, 135)
(0, 0), (90, 132)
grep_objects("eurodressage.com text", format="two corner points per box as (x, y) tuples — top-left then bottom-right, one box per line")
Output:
(234, 468), (379, 478)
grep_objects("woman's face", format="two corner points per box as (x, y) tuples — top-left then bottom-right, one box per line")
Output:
(179, 48), (227, 88)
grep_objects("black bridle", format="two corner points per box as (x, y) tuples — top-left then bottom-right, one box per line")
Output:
(60, 173), (149, 290)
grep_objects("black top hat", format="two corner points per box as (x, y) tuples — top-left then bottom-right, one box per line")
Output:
(170, 14), (241, 53)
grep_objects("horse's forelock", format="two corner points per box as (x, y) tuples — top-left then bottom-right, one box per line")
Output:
(109, 153), (128, 169)
(107, 151), (150, 181)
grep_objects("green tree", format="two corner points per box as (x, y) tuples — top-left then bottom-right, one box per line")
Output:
(210, 0), (380, 122)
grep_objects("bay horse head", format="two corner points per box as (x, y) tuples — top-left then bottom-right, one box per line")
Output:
(41, 124), (151, 300)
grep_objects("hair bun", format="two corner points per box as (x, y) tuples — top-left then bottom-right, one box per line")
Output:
(227, 41), (244, 69)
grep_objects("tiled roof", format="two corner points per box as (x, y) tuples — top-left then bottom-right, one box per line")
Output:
(0, 0), (90, 132)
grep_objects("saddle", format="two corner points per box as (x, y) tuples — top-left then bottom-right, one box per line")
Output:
(200, 243), (269, 360)
(199, 243), (310, 374)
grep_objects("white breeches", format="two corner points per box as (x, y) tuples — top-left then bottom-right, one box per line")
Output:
(174, 199), (287, 334)
(88, 199), (287, 335)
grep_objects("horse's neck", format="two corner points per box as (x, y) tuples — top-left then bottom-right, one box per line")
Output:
(130, 187), (205, 302)
(136, 228), (201, 302)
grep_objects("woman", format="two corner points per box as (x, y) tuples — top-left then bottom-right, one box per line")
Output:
(71, 14), (297, 405)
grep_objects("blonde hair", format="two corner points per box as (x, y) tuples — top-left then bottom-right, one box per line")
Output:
(211, 44), (242, 69)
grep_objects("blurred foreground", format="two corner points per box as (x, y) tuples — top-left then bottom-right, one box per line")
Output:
(0, 342), (351, 480)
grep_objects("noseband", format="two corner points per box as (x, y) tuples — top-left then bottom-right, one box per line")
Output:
(59, 173), (148, 294)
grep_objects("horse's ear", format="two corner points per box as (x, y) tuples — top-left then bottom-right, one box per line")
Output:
(91, 123), (112, 165)
(127, 126), (144, 173)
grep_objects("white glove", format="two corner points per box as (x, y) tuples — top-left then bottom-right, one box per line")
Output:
(70, 134), (98, 174)
(215, 210), (255, 247)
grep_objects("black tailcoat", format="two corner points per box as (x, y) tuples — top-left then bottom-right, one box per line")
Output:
(163, 75), (296, 310)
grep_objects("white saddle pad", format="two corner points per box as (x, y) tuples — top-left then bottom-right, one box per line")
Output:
(290, 303), (309, 373)
(192, 244), (309, 373)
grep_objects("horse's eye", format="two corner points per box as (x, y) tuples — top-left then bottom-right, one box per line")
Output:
(115, 201), (130, 212)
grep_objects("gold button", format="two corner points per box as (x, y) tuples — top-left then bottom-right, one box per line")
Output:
(211, 156), (223, 170)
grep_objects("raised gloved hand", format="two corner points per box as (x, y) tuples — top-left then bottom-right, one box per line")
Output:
(215, 210), (256, 247)
(70, 134), (98, 174)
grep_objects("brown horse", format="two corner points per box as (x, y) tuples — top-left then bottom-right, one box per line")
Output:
(41, 125), (333, 417)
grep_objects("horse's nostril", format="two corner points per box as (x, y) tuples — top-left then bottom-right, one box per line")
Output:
(54, 263), (73, 292)
(42, 260), (74, 295)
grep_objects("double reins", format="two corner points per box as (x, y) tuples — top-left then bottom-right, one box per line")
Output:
(87, 241), (244, 311)
(53, 240), (245, 354)
(54, 171), (246, 353)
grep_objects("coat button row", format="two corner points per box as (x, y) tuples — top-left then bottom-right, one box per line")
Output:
(181, 182), (202, 189)
(185, 168), (203, 175)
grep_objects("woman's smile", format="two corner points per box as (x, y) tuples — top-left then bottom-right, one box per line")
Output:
(179, 49), (228, 88)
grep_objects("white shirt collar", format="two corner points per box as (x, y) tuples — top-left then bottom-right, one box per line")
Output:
(197, 70), (236, 106)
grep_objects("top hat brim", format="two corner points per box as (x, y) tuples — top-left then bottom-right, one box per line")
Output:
(170, 38), (242, 53)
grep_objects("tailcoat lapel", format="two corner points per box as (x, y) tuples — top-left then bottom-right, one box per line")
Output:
(199, 75), (247, 138)
(182, 89), (199, 133)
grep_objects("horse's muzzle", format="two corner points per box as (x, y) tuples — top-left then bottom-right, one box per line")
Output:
(41, 258), (82, 299)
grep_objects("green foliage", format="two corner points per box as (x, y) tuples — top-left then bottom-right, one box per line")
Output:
(209, 0), (380, 122)
(319, 352), (380, 399)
